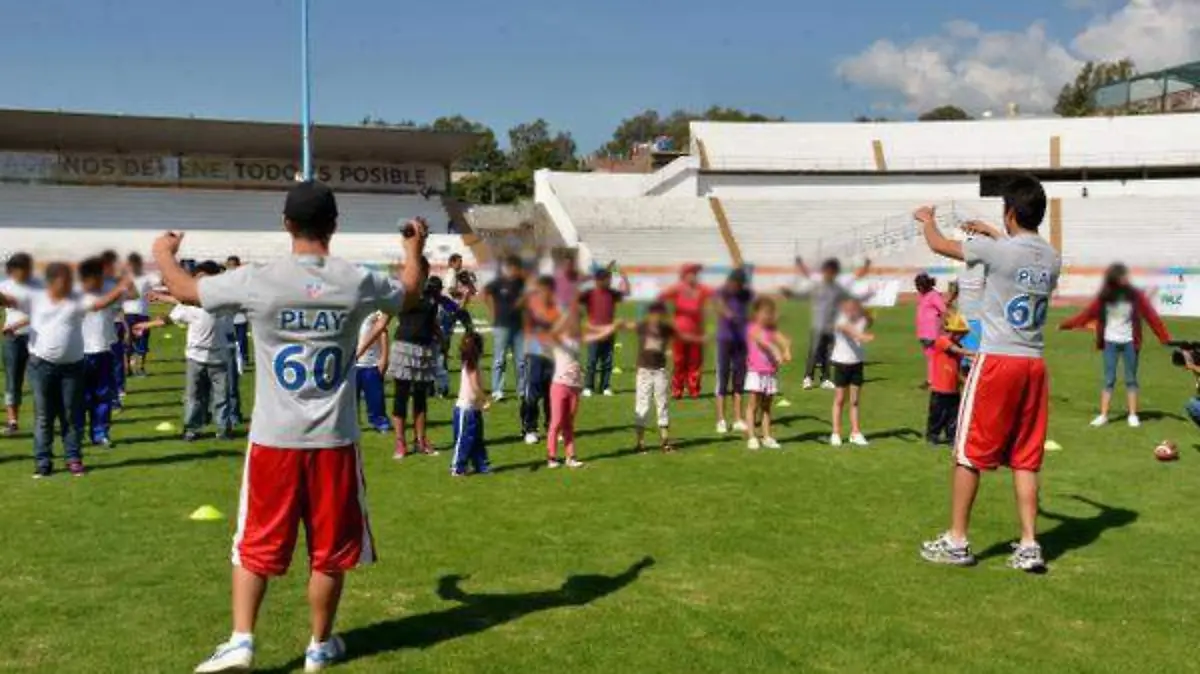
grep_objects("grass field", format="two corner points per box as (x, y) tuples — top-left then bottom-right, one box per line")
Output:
(3, 304), (1200, 673)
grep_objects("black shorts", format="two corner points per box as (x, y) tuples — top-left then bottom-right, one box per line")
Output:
(832, 362), (864, 388)
(716, 339), (748, 396)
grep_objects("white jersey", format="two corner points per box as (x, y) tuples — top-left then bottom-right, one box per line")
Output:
(169, 304), (231, 365)
(456, 366), (482, 410)
(831, 314), (867, 365)
(20, 291), (95, 364)
(0, 278), (37, 337)
(82, 285), (119, 354)
(122, 275), (158, 316)
(355, 312), (384, 368)
(198, 255), (405, 449)
(964, 234), (1061, 358)
(956, 259), (986, 322)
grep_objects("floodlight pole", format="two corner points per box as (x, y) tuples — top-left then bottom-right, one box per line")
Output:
(300, 0), (313, 180)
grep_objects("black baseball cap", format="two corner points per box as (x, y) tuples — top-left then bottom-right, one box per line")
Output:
(284, 181), (339, 225)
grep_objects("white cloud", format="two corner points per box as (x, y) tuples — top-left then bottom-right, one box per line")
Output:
(836, 0), (1200, 115)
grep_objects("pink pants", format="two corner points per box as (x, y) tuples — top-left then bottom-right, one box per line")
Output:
(547, 383), (581, 459)
(922, 343), (936, 385)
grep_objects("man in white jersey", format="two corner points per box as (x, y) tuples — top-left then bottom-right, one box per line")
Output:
(152, 181), (428, 673)
(914, 174), (1061, 573)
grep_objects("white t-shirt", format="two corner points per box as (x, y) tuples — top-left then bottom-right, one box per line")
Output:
(121, 275), (158, 316)
(21, 291), (95, 364)
(831, 314), (867, 365)
(1104, 300), (1134, 344)
(356, 312), (383, 368)
(169, 304), (231, 365)
(457, 366), (482, 409)
(82, 287), (119, 354)
(1, 278), (37, 336)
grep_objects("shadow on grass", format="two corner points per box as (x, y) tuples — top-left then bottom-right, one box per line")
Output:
(976, 495), (1138, 564)
(259, 557), (655, 673)
(89, 448), (242, 472)
(779, 426), (922, 445)
(1139, 410), (1189, 424)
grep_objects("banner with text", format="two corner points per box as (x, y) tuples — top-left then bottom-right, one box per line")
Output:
(0, 151), (445, 193)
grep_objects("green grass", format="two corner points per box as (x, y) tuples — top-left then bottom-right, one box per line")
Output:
(3, 306), (1200, 673)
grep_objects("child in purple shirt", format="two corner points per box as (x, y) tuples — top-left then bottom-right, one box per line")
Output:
(715, 268), (754, 434)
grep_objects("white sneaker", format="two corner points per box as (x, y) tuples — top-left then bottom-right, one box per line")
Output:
(524, 432), (539, 445)
(1128, 414), (1141, 428)
(491, 391), (504, 402)
(1090, 415), (1108, 427)
(829, 434), (843, 447)
(762, 437), (782, 450)
(547, 459), (562, 469)
(802, 377), (814, 390)
(304, 636), (346, 672)
(566, 458), (585, 469)
(602, 389), (614, 397)
(747, 437), (762, 450)
(716, 420), (730, 435)
(732, 420), (748, 433)
(195, 638), (254, 673)
(849, 433), (869, 447)
(582, 389), (594, 398)
(820, 380), (836, 390)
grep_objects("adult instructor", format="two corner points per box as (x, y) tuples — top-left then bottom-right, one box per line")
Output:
(154, 181), (427, 673)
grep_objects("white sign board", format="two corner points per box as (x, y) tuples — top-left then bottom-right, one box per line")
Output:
(1150, 275), (1200, 317)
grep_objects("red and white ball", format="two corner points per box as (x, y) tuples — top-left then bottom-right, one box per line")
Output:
(1154, 440), (1180, 462)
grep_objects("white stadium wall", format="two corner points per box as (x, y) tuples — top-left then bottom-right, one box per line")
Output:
(534, 114), (1200, 301)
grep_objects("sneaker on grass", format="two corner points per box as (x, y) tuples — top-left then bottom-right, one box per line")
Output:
(304, 635), (346, 672)
(1007, 542), (1047, 574)
(920, 532), (977, 567)
(194, 637), (254, 673)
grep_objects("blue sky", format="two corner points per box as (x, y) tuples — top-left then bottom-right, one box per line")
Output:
(0, 0), (1187, 152)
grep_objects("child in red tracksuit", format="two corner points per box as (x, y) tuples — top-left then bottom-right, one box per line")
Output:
(659, 263), (713, 399)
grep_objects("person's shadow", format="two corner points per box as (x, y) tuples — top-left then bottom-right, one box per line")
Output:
(259, 556), (654, 673)
(976, 495), (1138, 564)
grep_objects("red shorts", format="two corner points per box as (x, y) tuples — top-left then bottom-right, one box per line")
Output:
(954, 354), (1049, 472)
(233, 443), (375, 576)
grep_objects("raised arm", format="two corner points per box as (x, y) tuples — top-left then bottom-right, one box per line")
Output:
(152, 232), (201, 305)
(854, 258), (873, 280)
(1059, 298), (1102, 331)
(616, 270), (632, 295)
(399, 218), (430, 312)
(915, 206), (964, 262)
(92, 274), (135, 311)
(0, 292), (18, 309)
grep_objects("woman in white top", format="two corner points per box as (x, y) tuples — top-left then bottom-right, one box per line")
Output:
(1, 253), (35, 435)
(1060, 263), (1172, 428)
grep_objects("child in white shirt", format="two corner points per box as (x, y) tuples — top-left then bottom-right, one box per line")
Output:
(830, 298), (874, 447)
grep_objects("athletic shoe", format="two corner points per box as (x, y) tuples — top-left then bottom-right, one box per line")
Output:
(547, 459), (562, 469)
(762, 437), (782, 450)
(920, 532), (977, 567)
(849, 433), (869, 447)
(95, 436), (115, 449)
(1128, 414), (1141, 428)
(732, 420), (749, 433)
(32, 465), (52, 479)
(829, 434), (843, 447)
(194, 637), (254, 673)
(67, 460), (86, 477)
(393, 439), (408, 460)
(419, 439), (439, 456)
(820, 380), (836, 390)
(374, 425), (392, 434)
(716, 420), (730, 435)
(183, 431), (199, 443)
(3, 422), (17, 436)
(451, 469), (467, 477)
(602, 389), (614, 397)
(1007, 542), (1047, 574)
(747, 437), (762, 451)
(802, 377), (814, 390)
(566, 458), (585, 469)
(1089, 415), (1108, 428)
(524, 432), (539, 445)
(582, 389), (594, 398)
(491, 391), (504, 402)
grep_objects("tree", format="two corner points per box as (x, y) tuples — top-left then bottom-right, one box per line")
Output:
(853, 115), (891, 123)
(508, 119), (577, 172)
(359, 115), (418, 128)
(428, 115), (507, 173)
(918, 105), (973, 121)
(600, 107), (783, 157)
(1054, 59), (1136, 117)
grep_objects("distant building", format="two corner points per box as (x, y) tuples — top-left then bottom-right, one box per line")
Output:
(1092, 61), (1200, 115)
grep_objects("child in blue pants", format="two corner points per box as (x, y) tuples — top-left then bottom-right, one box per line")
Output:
(79, 258), (119, 447)
(355, 312), (391, 432)
(451, 333), (489, 476)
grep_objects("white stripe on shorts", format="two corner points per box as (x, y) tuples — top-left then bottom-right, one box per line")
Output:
(230, 444), (253, 567)
(354, 444), (376, 566)
(954, 353), (986, 469)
